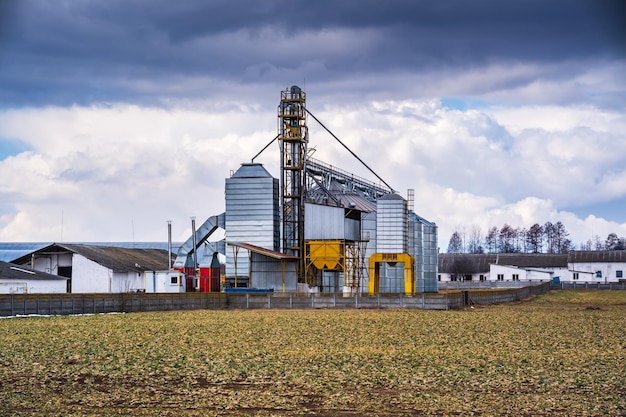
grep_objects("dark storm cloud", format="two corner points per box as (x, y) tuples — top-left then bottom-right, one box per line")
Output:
(0, 0), (624, 107)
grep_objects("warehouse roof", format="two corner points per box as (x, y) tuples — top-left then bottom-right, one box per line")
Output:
(225, 242), (299, 260)
(0, 260), (67, 281)
(439, 253), (568, 273)
(568, 250), (626, 263)
(12, 243), (173, 273)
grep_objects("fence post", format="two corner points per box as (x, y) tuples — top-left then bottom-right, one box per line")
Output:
(267, 293), (271, 309)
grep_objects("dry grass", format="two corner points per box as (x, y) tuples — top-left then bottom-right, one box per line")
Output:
(1, 290), (625, 416)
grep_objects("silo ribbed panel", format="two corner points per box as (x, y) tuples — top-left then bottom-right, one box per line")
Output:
(408, 212), (438, 293)
(376, 194), (408, 254)
(225, 164), (279, 279)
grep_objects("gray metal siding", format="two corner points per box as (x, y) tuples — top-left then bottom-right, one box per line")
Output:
(250, 253), (297, 292)
(376, 198), (408, 253)
(304, 203), (344, 240)
(225, 171), (280, 279)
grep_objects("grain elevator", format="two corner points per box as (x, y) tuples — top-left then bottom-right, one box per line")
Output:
(175, 86), (438, 294)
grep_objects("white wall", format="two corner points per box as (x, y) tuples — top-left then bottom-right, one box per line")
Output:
(144, 271), (185, 293)
(111, 271), (144, 292)
(490, 265), (552, 282)
(0, 279), (66, 294)
(71, 254), (111, 293)
(568, 261), (626, 283)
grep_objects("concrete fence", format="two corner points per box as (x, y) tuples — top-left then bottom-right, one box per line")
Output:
(0, 282), (554, 317)
(550, 282), (626, 290)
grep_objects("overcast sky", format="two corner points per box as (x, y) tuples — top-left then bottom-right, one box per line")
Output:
(0, 0), (625, 249)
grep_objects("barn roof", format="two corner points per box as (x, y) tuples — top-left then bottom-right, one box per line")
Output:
(495, 253), (568, 268)
(568, 250), (626, 263)
(0, 260), (67, 281)
(438, 253), (569, 273)
(225, 242), (298, 260)
(438, 254), (497, 274)
(11, 243), (173, 273)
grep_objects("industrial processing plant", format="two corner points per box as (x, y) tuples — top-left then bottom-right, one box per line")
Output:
(173, 86), (438, 294)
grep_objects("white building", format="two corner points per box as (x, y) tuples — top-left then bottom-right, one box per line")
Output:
(144, 270), (186, 293)
(568, 251), (626, 283)
(0, 260), (68, 294)
(11, 243), (175, 293)
(438, 251), (625, 284)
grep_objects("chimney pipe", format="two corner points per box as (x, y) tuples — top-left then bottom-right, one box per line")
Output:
(167, 220), (172, 270)
(191, 216), (198, 291)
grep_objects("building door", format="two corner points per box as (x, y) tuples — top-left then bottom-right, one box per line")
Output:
(58, 266), (72, 293)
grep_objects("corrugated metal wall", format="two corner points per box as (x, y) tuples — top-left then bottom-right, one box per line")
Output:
(376, 194), (408, 254)
(249, 252), (297, 292)
(304, 203), (344, 240)
(409, 213), (438, 293)
(225, 164), (280, 279)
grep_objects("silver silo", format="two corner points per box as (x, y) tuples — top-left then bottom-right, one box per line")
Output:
(376, 193), (408, 253)
(375, 193), (409, 293)
(225, 163), (280, 284)
(409, 212), (439, 293)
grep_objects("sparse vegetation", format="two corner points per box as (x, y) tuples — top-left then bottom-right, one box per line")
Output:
(1, 290), (625, 416)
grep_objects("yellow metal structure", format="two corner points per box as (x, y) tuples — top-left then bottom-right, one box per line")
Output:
(306, 240), (344, 270)
(368, 253), (415, 295)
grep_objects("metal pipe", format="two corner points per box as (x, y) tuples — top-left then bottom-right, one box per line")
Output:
(167, 220), (172, 270)
(191, 217), (198, 291)
(251, 134), (279, 163)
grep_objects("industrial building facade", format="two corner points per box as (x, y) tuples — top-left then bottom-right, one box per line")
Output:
(174, 86), (438, 294)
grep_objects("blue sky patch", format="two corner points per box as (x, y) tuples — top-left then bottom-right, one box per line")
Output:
(0, 137), (31, 160)
(441, 97), (490, 111)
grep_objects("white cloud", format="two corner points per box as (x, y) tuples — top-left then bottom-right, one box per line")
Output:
(0, 97), (625, 248)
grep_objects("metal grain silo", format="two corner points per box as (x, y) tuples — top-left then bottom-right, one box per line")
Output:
(409, 212), (438, 292)
(376, 193), (408, 253)
(225, 163), (280, 284)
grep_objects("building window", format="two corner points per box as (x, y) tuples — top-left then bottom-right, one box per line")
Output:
(512, 274), (519, 281)
(596, 271), (602, 278)
(573, 273), (579, 280)
(497, 274), (504, 281)
(479, 274), (485, 281)
(438, 274), (441, 282)
(170, 276), (179, 285)
(617, 271), (623, 278)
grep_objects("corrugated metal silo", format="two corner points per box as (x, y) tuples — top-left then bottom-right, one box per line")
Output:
(376, 193), (408, 253)
(409, 212), (438, 292)
(225, 163), (280, 280)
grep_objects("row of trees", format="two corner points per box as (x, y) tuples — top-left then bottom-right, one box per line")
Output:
(447, 222), (626, 254)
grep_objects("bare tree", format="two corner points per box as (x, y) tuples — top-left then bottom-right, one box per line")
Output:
(447, 230), (464, 253)
(593, 235), (604, 250)
(467, 225), (484, 254)
(544, 222), (556, 253)
(526, 223), (543, 253)
(449, 254), (474, 281)
(485, 226), (499, 253)
(498, 224), (517, 253)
